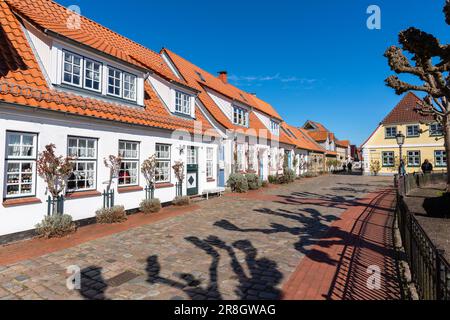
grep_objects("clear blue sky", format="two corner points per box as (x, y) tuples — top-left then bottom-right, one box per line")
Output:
(56, 0), (449, 145)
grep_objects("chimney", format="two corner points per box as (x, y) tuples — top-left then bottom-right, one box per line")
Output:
(217, 71), (228, 84)
(250, 93), (257, 97)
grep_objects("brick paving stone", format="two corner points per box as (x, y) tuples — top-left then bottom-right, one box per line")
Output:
(0, 175), (397, 300)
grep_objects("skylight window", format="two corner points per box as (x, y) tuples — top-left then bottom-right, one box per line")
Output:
(195, 71), (206, 82)
(239, 93), (248, 102)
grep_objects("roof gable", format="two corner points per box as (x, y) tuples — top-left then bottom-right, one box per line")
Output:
(381, 92), (434, 125)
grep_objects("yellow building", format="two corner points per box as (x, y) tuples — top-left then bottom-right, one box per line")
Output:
(361, 93), (447, 176)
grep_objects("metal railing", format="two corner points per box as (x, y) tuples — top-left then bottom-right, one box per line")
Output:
(395, 172), (450, 299)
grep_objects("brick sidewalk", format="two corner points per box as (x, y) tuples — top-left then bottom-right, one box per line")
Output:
(282, 189), (402, 300)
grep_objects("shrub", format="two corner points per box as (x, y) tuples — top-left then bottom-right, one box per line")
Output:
(268, 175), (278, 184)
(173, 196), (191, 206)
(36, 214), (77, 238)
(96, 205), (127, 224)
(245, 173), (262, 190)
(262, 180), (269, 188)
(283, 168), (296, 183)
(140, 198), (161, 214)
(304, 172), (318, 178)
(227, 173), (249, 193)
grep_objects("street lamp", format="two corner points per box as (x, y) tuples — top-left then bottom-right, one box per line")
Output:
(396, 131), (405, 176)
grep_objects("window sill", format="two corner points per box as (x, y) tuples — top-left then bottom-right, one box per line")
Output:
(65, 190), (101, 200)
(154, 183), (174, 189)
(3, 197), (41, 208)
(207, 178), (216, 182)
(117, 186), (143, 194)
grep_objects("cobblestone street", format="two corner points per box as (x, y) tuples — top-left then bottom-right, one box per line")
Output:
(0, 175), (396, 300)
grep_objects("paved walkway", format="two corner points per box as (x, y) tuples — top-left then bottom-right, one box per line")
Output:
(283, 188), (401, 300)
(0, 175), (401, 300)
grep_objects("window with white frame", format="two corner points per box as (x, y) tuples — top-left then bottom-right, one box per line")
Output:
(67, 137), (97, 192)
(187, 147), (197, 165)
(385, 126), (397, 138)
(206, 147), (214, 179)
(4, 132), (37, 198)
(430, 123), (443, 136)
(233, 107), (248, 126)
(175, 91), (191, 115)
(407, 125), (420, 137)
(118, 141), (139, 186)
(63, 51), (82, 87)
(108, 67), (122, 97)
(435, 150), (447, 167)
(123, 73), (137, 101)
(271, 120), (280, 135)
(407, 151), (420, 167)
(84, 58), (102, 92)
(382, 151), (394, 167)
(155, 144), (171, 183)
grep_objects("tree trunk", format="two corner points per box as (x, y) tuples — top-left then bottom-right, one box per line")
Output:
(445, 114), (450, 193)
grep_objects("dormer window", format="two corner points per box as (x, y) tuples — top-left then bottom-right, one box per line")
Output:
(108, 68), (122, 97)
(63, 51), (82, 87)
(123, 73), (137, 101)
(84, 58), (102, 92)
(107, 67), (137, 101)
(271, 120), (280, 135)
(175, 91), (191, 115)
(233, 106), (248, 126)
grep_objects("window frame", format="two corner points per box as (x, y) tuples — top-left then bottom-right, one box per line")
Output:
(107, 66), (123, 98)
(175, 91), (191, 115)
(407, 150), (421, 167)
(122, 72), (137, 102)
(83, 57), (102, 93)
(434, 150), (447, 167)
(155, 144), (171, 183)
(4, 131), (38, 199)
(62, 50), (83, 88)
(233, 106), (248, 127)
(406, 124), (420, 137)
(67, 136), (98, 193)
(429, 123), (444, 137)
(118, 140), (140, 187)
(382, 151), (395, 167)
(385, 126), (397, 139)
(206, 147), (214, 179)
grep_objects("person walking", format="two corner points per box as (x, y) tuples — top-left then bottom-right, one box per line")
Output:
(347, 162), (353, 173)
(421, 159), (433, 174)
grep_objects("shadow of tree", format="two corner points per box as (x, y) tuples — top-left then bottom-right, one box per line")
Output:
(146, 236), (282, 300)
(79, 266), (108, 300)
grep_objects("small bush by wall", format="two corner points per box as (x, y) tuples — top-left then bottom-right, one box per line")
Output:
(35, 214), (77, 238)
(283, 168), (296, 183)
(227, 173), (249, 193)
(245, 173), (262, 190)
(262, 180), (269, 188)
(96, 205), (127, 224)
(173, 196), (191, 206)
(140, 198), (162, 214)
(268, 175), (278, 184)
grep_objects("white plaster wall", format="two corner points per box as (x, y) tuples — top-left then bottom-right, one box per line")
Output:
(206, 88), (233, 121)
(0, 106), (218, 236)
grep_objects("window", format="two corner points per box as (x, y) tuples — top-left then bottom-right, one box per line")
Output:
(118, 141), (139, 186)
(233, 107), (248, 126)
(195, 71), (206, 82)
(206, 147), (214, 179)
(62, 51), (82, 87)
(271, 120), (280, 135)
(84, 58), (102, 92)
(385, 126), (397, 138)
(407, 125), (420, 137)
(187, 147), (197, 165)
(123, 73), (137, 101)
(108, 67), (122, 97)
(155, 144), (171, 183)
(407, 151), (420, 167)
(430, 123), (443, 136)
(67, 137), (97, 192)
(435, 150), (447, 167)
(4, 132), (37, 198)
(175, 91), (191, 115)
(382, 151), (394, 167)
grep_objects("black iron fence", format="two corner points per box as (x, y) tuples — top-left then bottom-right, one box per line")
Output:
(102, 189), (115, 208)
(145, 185), (155, 200)
(46, 195), (64, 216)
(395, 172), (450, 299)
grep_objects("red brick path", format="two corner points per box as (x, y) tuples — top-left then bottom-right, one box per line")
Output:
(282, 189), (401, 300)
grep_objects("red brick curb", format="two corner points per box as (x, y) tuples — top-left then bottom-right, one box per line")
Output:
(0, 204), (200, 265)
(282, 188), (401, 300)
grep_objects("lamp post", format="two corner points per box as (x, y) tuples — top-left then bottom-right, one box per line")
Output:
(396, 131), (405, 176)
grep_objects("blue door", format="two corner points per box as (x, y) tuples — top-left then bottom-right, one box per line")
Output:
(218, 145), (225, 187)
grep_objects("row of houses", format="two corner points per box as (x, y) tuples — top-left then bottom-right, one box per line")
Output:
(0, 0), (353, 238)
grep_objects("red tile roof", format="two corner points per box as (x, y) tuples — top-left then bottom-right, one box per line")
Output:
(307, 131), (329, 142)
(0, 0), (218, 136)
(381, 92), (434, 125)
(336, 140), (350, 148)
(281, 123), (326, 153)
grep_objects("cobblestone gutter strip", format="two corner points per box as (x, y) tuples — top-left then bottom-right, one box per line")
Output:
(392, 205), (419, 300)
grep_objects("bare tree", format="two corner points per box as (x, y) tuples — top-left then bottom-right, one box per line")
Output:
(384, 1), (450, 192)
(104, 155), (122, 192)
